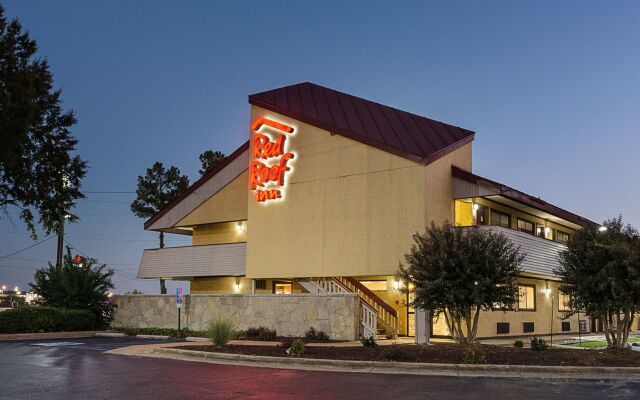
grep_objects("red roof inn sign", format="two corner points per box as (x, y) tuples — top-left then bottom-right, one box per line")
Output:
(249, 117), (295, 203)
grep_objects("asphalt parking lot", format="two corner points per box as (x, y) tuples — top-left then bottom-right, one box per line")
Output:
(1, 337), (640, 400)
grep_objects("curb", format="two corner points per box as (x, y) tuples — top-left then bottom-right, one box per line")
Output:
(153, 348), (640, 380)
(0, 331), (104, 341)
(95, 332), (127, 338)
(185, 337), (210, 342)
(136, 334), (170, 340)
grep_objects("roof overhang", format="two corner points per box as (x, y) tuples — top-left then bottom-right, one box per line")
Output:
(452, 166), (595, 229)
(144, 142), (249, 232)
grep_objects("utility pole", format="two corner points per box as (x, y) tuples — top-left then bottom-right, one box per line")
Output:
(56, 214), (64, 270)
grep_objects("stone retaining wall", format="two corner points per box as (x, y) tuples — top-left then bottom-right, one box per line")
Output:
(112, 293), (359, 341)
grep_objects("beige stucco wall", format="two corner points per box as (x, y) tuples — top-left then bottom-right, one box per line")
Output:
(177, 170), (249, 227)
(246, 106), (472, 279)
(432, 278), (586, 338)
(190, 221), (247, 246)
(112, 293), (359, 340)
(424, 142), (472, 226)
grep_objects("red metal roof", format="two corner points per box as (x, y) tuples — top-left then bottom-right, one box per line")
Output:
(249, 82), (475, 164)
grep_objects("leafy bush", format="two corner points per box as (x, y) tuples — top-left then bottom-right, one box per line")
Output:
(0, 306), (96, 333)
(29, 247), (114, 327)
(514, 340), (524, 348)
(378, 346), (412, 362)
(246, 326), (277, 341)
(530, 337), (548, 351)
(360, 335), (377, 348)
(288, 339), (305, 356)
(462, 346), (485, 364)
(305, 327), (330, 341)
(208, 318), (235, 347)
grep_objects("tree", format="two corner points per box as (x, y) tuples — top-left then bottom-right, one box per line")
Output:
(556, 216), (640, 349)
(0, 6), (87, 239)
(130, 162), (190, 247)
(398, 223), (524, 344)
(29, 247), (115, 326)
(199, 150), (226, 176)
(131, 162), (189, 294)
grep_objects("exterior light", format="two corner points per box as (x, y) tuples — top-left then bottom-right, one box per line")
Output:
(474, 281), (478, 286)
(233, 280), (241, 291)
(107, 292), (113, 298)
(14, 286), (19, 292)
(544, 283), (551, 297)
(236, 221), (245, 233)
(598, 226), (607, 232)
(472, 203), (479, 211)
(392, 280), (400, 290)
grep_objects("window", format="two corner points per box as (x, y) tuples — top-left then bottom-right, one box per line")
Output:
(562, 322), (571, 332)
(497, 322), (510, 334)
(557, 230), (571, 244)
(537, 224), (554, 240)
(272, 281), (292, 294)
(579, 320), (587, 332)
(491, 209), (511, 228)
(254, 279), (266, 290)
(558, 292), (571, 312)
(518, 285), (536, 311)
(517, 218), (534, 235)
(474, 204), (489, 225)
(360, 280), (387, 291)
(523, 322), (535, 333)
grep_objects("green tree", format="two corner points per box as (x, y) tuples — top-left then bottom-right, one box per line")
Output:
(131, 162), (189, 294)
(556, 216), (640, 349)
(130, 162), (190, 248)
(0, 5), (86, 239)
(199, 150), (226, 176)
(29, 247), (115, 326)
(398, 223), (524, 344)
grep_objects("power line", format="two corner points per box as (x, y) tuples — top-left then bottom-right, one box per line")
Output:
(84, 191), (135, 194)
(0, 236), (54, 260)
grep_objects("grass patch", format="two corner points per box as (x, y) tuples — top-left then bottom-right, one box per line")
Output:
(568, 338), (640, 348)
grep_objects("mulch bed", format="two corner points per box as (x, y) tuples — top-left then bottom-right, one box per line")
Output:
(174, 343), (640, 367)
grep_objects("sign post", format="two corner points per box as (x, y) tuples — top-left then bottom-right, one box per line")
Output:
(176, 288), (183, 332)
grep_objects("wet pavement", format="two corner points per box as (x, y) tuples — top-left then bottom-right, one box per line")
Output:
(1, 337), (639, 399)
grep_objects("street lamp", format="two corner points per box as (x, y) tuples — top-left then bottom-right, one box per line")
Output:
(1, 285), (6, 295)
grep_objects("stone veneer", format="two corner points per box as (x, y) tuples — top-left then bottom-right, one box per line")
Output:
(112, 293), (359, 341)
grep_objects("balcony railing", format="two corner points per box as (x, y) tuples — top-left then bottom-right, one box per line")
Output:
(137, 242), (246, 279)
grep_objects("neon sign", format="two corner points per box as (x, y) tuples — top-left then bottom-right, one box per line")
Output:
(249, 117), (295, 202)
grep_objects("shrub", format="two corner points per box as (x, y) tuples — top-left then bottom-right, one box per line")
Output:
(305, 327), (330, 341)
(246, 326), (277, 341)
(360, 335), (377, 348)
(530, 337), (548, 351)
(462, 346), (485, 364)
(289, 338), (305, 356)
(514, 340), (524, 348)
(207, 318), (235, 347)
(0, 307), (96, 333)
(29, 247), (114, 327)
(378, 346), (412, 362)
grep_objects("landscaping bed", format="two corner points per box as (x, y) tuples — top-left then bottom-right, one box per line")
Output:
(173, 343), (640, 367)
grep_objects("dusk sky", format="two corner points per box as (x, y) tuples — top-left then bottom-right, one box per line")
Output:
(1, 1), (639, 294)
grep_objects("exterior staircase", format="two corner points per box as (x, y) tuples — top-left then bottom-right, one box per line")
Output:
(298, 277), (398, 339)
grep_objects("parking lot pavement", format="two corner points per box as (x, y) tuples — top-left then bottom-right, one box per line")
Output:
(1, 337), (640, 400)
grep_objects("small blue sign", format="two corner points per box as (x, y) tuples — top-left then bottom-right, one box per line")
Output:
(176, 287), (183, 308)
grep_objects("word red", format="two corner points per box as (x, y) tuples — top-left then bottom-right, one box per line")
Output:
(249, 117), (295, 203)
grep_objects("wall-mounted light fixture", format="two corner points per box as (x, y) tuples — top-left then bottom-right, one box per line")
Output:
(392, 280), (401, 290)
(233, 279), (241, 291)
(472, 203), (479, 212)
(598, 226), (608, 232)
(544, 282), (551, 297)
(236, 221), (245, 233)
